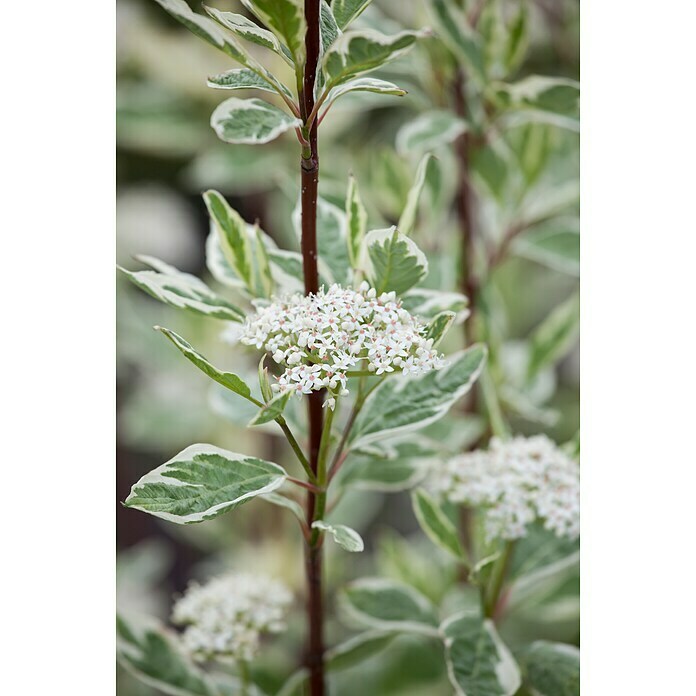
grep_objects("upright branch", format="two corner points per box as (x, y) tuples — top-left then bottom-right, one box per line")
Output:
(299, 2), (326, 694)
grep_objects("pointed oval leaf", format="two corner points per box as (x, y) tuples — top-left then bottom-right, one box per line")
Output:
(527, 293), (579, 378)
(425, 311), (456, 346)
(156, 326), (252, 400)
(430, 0), (485, 84)
(203, 7), (288, 59)
(364, 226), (428, 295)
(124, 444), (287, 524)
(241, 0), (306, 66)
(207, 68), (293, 99)
(248, 391), (292, 426)
(118, 258), (245, 322)
(349, 344), (487, 448)
(262, 492), (305, 523)
(211, 98), (302, 145)
(325, 77), (406, 112)
(203, 190), (253, 288)
(326, 630), (395, 672)
(401, 288), (470, 322)
(441, 611), (522, 696)
(312, 521), (364, 552)
(322, 29), (425, 89)
(337, 452), (425, 492)
(341, 578), (439, 635)
(521, 641), (580, 696)
(397, 154), (434, 236)
(513, 223), (580, 276)
(396, 111), (468, 156)
(412, 489), (466, 561)
(117, 614), (221, 696)
(332, 0), (373, 29)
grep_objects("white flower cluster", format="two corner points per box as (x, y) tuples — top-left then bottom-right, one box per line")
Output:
(432, 435), (580, 542)
(171, 572), (292, 662)
(238, 283), (445, 409)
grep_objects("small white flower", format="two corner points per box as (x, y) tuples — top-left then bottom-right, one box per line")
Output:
(171, 571), (291, 663)
(431, 435), (580, 542)
(236, 284), (445, 404)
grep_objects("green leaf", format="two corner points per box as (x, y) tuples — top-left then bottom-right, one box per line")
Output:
(203, 190), (253, 288)
(241, 0), (306, 66)
(401, 288), (469, 322)
(430, 0), (485, 84)
(341, 578), (439, 635)
(203, 7), (290, 63)
(118, 256), (245, 322)
(398, 154), (434, 236)
(312, 521), (365, 552)
(521, 641), (580, 696)
(248, 391), (292, 426)
(322, 29), (425, 89)
(441, 610), (522, 696)
(503, 4), (529, 75)
(211, 97), (302, 145)
(346, 174), (367, 268)
(349, 344), (487, 448)
(326, 630), (395, 671)
(258, 355), (274, 403)
(117, 614), (221, 696)
(337, 449), (426, 492)
(154, 0), (259, 69)
(124, 444), (286, 524)
(396, 111), (467, 156)
(425, 311), (456, 346)
(364, 226), (428, 294)
(527, 293), (579, 377)
(262, 492), (305, 523)
(411, 489), (465, 561)
(266, 248), (306, 293)
(293, 195), (351, 284)
(254, 226), (274, 298)
(324, 77), (407, 111)
(513, 222), (580, 276)
(320, 0), (340, 53)
(332, 0), (372, 29)
(156, 327), (253, 400)
(494, 76), (580, 131)
(207, 68), (293, 99)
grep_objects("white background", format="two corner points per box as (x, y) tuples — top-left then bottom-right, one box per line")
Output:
(1, 0), (695, 693)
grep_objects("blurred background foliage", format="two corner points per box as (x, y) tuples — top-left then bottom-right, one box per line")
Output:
(117, 1), (579, 693)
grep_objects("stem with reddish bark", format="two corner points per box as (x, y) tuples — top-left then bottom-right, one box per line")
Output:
(300, 2), (326, 694)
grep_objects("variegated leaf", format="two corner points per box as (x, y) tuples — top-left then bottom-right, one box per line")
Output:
(203, 8), (291, 63)
(254, 226), (274, 298)
(527, 293), (579, 378)
(425, 311), (456, 345)
(324, 77), (406, 112)
(248, 391), (292, 426)
(211, 98), (302, 145)
(155, 326), (253, 400)
(401, 288), (470, 322)
(412, 489), (465, 561)
(396, 111), (468, 156)
(322, 29), (425, 89)
(441, 610), (522, 696)
(332, 0), (373, 29)
(325, 630), (395, 671)
(241, 0), (306, 66)
(513, 221), (580, 276)
(430, 0), (485, 84)
(521, 641), (580, 696)
(320, 0), (340, 53)
(312, 521), (364, 552)
(364, 226), (428, 294)
(349, 344), (487, 448)
(117, 614), (221, 696)
(341, 578), (439, 635)
(345, 174), (367, 268)
(154, 0), (259, 70)
(262, 492), (305, 523)
(118, 257), (245, 322)
(203, 190), (253, 289)
(207, 68), (293, 99)
(398, 153), (434, 236)
(124, 444), (286, 524)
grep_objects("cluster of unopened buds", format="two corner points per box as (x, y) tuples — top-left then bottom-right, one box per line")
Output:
(238, 283), (445, 409)
(432, 435), (580, 542)
(171, 571), (292, 663)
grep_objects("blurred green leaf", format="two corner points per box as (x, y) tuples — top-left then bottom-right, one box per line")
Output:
(521, 641), (580, 696)
(411, 489), (466, 561)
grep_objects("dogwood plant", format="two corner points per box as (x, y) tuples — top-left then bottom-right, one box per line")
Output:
(117, 1), (579, 695)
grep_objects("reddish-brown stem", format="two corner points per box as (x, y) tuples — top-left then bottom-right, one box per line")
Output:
(300, 3), (325, 694)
